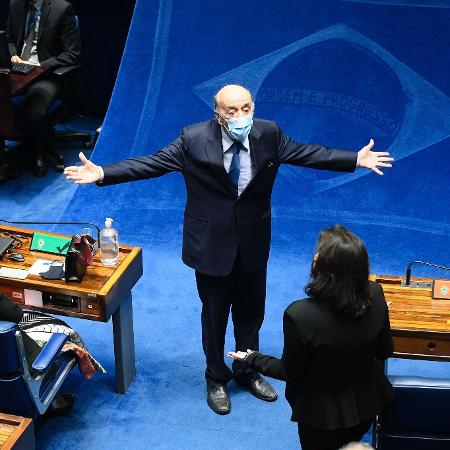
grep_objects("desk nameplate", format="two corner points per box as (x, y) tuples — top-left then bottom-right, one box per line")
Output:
(0, 284), (25, 303)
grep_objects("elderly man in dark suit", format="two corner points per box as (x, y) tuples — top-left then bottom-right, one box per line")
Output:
(0, 0), (81, 180)
(64, 84), (394, 415)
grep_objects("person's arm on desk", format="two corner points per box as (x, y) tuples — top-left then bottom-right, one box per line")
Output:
(10, 55), (25, 64)
(10, 55), (41, 66)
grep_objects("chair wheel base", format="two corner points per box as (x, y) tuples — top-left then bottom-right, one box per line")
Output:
(55, 163), (64, 172)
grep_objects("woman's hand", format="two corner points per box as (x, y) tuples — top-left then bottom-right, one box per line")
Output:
(227, 349), (255, 361)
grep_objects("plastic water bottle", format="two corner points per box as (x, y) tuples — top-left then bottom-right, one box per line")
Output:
(100, 218), (119, 266)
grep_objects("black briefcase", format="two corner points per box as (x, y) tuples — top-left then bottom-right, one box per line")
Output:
(64, 235), (96, 282)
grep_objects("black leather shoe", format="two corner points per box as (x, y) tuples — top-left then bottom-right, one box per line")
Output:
(207, 380), (231, 415)
(0, 162), (21, 183)
(236, 375), (278, 402)
(33, 153), (48, 177)
(45, 393), (75, 418)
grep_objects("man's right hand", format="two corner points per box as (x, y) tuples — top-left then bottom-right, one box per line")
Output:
(64, 152), (102, 184)
(11, 55), (26, 64)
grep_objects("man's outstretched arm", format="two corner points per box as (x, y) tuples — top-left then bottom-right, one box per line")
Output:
(64, 134), (187, 185)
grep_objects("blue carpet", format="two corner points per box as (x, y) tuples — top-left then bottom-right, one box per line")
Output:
(1, 130), (449, 450)
(2, 0), (450, 448)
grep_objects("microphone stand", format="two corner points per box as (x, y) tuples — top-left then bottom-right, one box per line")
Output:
(404, 260), (450, 287)
(0, 218), (101, 246)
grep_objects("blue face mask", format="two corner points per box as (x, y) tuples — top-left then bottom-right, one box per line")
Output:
(225, 114), (253, 142)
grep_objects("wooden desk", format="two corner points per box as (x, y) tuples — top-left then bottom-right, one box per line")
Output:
(0, 413), (34, 450)
(0, 225), (143, 393)
(371, 274), (450, 362)
(10, 67), (46, 96)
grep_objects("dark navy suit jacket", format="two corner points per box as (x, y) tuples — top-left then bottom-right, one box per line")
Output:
(101, 118), (357, 276)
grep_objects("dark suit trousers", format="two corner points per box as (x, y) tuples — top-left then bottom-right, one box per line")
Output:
(22, 77), (60, 154)
(195, 255), (266, 383)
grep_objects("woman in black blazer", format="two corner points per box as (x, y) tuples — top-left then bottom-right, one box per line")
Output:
(229, 225), (394, 450)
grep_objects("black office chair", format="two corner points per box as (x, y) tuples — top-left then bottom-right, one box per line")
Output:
(0, 320), (76, 419)
(44, 14), (93, 170)
(0, 67), (92, 174)
(46, 63), (94, 171)
(375, 375), (450, 449)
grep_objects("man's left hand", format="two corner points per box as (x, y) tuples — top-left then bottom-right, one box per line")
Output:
(357, 139), (394, 176)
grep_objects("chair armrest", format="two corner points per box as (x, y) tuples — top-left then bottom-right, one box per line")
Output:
(31, 333), (69, 374)
(0, 321), (17, 332)
(52, 64), (81, 77)
(389, 375), (450, 388)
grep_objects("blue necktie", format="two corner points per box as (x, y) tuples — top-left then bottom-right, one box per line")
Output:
(26, 5), (39, 36)
(228, 141), (241, 192)
(21, 5), (38, 61)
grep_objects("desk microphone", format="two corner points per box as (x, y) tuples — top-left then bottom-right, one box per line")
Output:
(405, 260), (450, 286)
(0, 217), (101, 244)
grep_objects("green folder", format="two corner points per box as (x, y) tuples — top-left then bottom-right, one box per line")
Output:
(30, 233), (72, 255)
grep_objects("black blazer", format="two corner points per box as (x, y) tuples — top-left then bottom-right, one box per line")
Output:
(6, 0), (81, 69)
(0, 293), (23, 323)
(101, 119), (357, 276)
(0, 294), (42, 363)
(245, 281), (394, 430)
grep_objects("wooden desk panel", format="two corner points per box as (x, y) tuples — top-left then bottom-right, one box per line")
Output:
(10, 67), (46, 96)
(0, 224), (142, 393)
(0, 413), (34, 450)
(0, 224), (142, 322)
(371, 274), (450, 361)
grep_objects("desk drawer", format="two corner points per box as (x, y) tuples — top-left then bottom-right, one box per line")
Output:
(0, 284), (25, 304)
(394, 336), (450, 361)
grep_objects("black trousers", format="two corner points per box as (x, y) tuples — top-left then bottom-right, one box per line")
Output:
(21, 77), (60, 154)
(298, 420), (372, 450)
(195, 256), (267, 383)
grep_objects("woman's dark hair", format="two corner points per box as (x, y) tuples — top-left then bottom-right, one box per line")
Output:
(305, 225), (372, 317)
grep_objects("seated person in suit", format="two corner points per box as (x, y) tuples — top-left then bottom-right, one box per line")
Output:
(0, 293), (104, 415)
(228, 225), (394, 450)
(0, 0), (81, 181)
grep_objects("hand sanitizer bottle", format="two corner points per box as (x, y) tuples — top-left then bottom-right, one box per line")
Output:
(100, 218), (119, 266)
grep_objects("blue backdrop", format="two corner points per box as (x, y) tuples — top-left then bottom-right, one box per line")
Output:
(64, 0), (450, 278)
(4, 1), (449, 448)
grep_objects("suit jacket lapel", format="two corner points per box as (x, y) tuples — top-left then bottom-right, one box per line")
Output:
(249, 125), (263, 177)
(17, 1), (28, 52)
(205, 121), (238, 196)
(37, 0), (51, 43)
